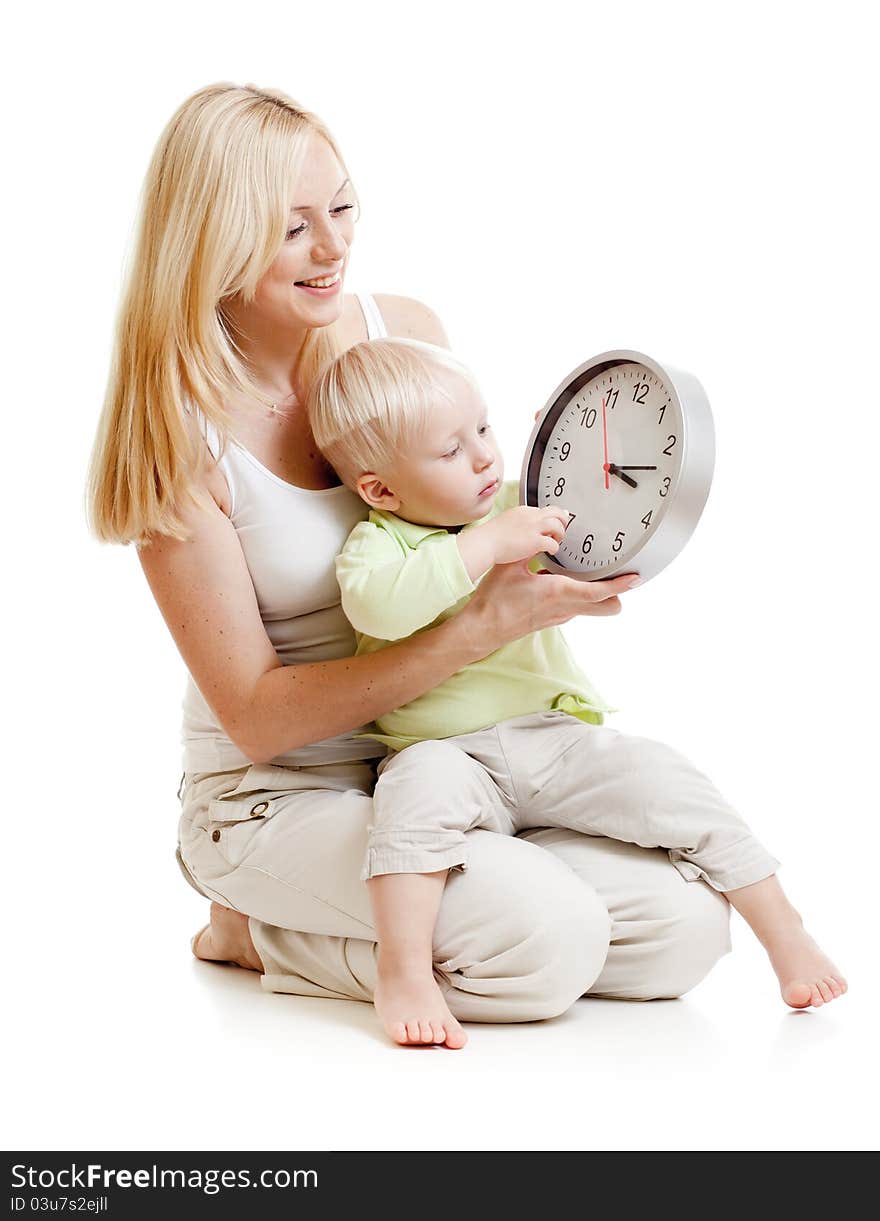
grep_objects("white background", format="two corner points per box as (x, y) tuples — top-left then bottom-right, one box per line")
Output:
(4, 0), (878, 1153)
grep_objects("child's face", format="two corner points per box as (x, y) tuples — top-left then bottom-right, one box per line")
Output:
(357, 367), (504, 527)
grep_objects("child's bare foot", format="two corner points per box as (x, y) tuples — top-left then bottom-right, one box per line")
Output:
(765, 923), (848, 1009)
(374, 956), (467, 1048)
(726, 877), (847, 1010)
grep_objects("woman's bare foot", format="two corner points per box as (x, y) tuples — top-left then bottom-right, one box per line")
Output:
(191, 902), (263, 972)
(764, 923), (848, 1009)
(374, 953), (467, 1048)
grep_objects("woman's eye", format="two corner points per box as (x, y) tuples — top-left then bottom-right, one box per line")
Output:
(286, 205), (356, 241)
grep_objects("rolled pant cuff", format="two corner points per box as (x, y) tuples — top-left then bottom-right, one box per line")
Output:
(668, 847), (781, 892)
(361, 845), (469, 882)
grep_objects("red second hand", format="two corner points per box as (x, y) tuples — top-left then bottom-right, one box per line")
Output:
(601, 395), (609, 490)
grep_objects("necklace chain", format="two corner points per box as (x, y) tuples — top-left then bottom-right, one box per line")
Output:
(266, 389), (299, 417)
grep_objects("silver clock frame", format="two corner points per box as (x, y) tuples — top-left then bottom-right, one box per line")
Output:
(519, 349), (715, 584)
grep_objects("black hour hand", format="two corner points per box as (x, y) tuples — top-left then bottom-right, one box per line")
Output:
(608, 463), (639, 489)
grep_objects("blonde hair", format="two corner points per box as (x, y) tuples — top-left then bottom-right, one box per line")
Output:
(307, 337), (478, 487)
(86, 82), (358, 545)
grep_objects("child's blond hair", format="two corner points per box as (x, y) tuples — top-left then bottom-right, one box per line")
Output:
(307, 337), (478, 487)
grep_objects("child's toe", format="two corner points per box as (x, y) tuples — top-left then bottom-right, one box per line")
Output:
(783, 981), (812, 1009)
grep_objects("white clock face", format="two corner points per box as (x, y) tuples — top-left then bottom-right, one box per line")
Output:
(536, 361), (683, 575)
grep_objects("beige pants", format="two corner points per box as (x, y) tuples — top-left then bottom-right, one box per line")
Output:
(178, 722), (734, 1022)
(365, 711), (779, 892)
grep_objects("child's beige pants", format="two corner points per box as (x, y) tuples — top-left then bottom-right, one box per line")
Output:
(364, 710), (779, 892)
(177, 712), (737, 1023)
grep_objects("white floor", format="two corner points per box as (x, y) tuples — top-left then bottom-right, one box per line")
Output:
(8, 877), (874, 1153)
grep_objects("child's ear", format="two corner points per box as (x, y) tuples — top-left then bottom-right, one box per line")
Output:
(356, 473), (401, 513)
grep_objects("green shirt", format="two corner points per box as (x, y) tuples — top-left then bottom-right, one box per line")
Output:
(336, 480), (617, 752)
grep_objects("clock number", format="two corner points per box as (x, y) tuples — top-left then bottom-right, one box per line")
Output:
(632, 383), (649, 405)
(581, 533), (594, 555)
(659, 476), (671, 498)
(553, 478), (565, 497)
(657, 404), (667, 424)
(606, 388), (619, 410)
(612, 531), (626, 553)
(559, 442), (571, 461)
(641, 510), (653, 529)
(580, 406), (597, 429)
(662, 435), (677, 456)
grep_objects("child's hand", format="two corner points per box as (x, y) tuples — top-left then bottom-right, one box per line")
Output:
(487, 505), (571, 565)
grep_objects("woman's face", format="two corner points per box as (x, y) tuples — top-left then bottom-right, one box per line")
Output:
(247, 135), (358, 333)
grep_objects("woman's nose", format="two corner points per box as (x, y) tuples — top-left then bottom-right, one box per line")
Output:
(311, 217), (348, 262)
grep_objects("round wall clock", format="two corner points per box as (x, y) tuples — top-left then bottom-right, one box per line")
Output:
(520, 349), (715, 584)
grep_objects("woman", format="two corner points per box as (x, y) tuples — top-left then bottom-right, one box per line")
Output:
(86, 82), (731, 1045)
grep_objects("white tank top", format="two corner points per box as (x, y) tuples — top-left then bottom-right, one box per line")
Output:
(181, 293), (390, 772)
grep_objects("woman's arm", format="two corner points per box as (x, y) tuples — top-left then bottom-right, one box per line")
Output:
(372, 294), (450, 347)
(137, 478), (466, 764)
(139, 478), (637, 765)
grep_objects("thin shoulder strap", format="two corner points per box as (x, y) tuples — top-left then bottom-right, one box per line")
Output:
(185, 401), (221, 461)
(356, 293), (388, 340)
(200, 413), (222, 462)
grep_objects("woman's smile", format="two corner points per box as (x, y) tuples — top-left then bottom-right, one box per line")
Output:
(294, 274), (343, 297)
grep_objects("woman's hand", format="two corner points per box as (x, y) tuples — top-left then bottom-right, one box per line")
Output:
(458, 559), (639, 658)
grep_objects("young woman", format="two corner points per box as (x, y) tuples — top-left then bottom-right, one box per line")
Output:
(86, 82), (733, 1046)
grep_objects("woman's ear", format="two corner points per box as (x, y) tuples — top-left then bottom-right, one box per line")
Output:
(355, 473), (401, 513)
